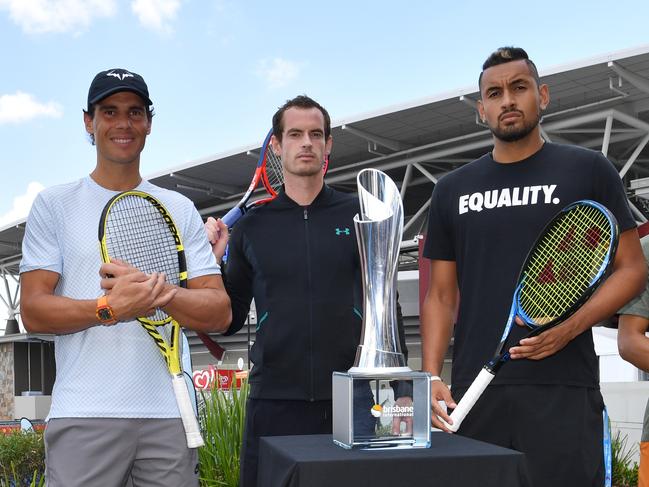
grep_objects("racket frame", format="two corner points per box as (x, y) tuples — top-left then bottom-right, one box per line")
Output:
(221, 130), (278, 227)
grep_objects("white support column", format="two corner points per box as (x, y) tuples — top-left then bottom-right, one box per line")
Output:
(619, 132), (649, 179)
(404, 198), (432, 234)
(609, 62), (649, 95)
(0, 267), (20, 333)
(401, 164), (413, 200)
(412, 163), (439, 185)
(602, 115), (613, 157)
(539, 125), (552, 143)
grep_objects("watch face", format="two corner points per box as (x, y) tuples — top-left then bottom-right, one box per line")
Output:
(98, 307), (114, 321)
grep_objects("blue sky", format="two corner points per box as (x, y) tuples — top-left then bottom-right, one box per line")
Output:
(1, 0), (649, 227)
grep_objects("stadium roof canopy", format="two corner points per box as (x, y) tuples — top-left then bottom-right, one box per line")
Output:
(3, 44), (649, 279)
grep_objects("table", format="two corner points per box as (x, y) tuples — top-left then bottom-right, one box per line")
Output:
(258, 433), (531, 487)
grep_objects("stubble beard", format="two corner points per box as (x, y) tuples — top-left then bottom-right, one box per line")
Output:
(490, 112), (541, 143)
(285, 159), (324, 178)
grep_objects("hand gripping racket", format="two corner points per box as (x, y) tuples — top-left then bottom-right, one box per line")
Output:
(445, 200), (619, 432)
(99, 190), (204, 448)
(220, 129), (330, 228)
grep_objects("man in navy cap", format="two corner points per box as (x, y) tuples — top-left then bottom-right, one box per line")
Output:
(19, 68), (231, 486)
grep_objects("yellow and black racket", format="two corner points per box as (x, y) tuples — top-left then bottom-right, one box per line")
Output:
(445, 200), (619, 432)
(99, 190), (204, 448)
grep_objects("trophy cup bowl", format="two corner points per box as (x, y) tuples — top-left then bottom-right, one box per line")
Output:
(332, 168), (431, 449)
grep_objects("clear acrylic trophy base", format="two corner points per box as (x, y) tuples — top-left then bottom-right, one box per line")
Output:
(332, 370), (431, 449)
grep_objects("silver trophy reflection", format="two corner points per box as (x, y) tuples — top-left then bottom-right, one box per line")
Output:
(333, 168), (431, 449)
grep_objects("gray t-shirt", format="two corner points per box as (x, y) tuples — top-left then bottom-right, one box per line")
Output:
(20, 176), (219, 418)
(619, 235), (649, 319)
(618, 234), (649, 441)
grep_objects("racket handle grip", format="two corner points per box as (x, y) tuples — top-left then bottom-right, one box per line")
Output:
(221, 206), (244, 228)
(172, 375), (205, 448)
(443, 367), (495, 433)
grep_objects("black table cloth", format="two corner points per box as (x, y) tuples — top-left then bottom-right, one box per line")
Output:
(257, 433), (531, 487)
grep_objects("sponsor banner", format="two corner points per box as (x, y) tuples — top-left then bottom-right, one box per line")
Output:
(192, 365), (247, 390)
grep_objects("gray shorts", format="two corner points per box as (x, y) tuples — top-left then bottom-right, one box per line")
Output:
(44, 418), (199, 487)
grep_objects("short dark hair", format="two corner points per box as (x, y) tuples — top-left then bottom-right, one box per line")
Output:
(82, 103), (154, 146)
(478, 47), (541, 89)
(272, 95), (331, 142)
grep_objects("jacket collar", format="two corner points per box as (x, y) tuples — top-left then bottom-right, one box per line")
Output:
(275, 183), (334, 208)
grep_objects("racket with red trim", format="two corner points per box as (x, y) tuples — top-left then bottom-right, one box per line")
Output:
(221, 130), (282, 227)
(221, 129), (329, 227)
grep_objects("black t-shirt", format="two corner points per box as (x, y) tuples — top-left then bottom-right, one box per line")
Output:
(423, 142), (635, 389)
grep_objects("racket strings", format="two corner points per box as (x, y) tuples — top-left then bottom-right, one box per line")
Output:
(263, 148), (284, 194)
(104, 195), (181, 324)
(523, 209), (607, 313)
(519, 205), (612, 324)
(521, 208), (609, 319)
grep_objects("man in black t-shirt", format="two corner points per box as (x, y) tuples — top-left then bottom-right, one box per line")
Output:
(421, 47), (646, 486)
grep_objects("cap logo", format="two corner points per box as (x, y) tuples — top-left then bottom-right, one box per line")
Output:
(107, 70), (134, 81)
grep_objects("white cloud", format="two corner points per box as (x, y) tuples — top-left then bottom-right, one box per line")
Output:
(0, 0), (116, 34)
(256, 58), (302, 89)
(0, 92), (63, 124)
(0, 182), (45, 228)
(131, 0), (181, 33)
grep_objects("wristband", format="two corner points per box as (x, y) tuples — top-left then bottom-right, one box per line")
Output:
(430, 376), (443, 383)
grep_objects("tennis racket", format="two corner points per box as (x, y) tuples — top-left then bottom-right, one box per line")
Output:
(198, 129), (331, 360)
(221, 129), (330, 227)
(444, 200), (619, 432)
(221, 130), (283, 227)
(98, 190), (204, 448)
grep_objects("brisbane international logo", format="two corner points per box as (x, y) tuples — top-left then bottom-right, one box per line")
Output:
(369, 403), (414, 418)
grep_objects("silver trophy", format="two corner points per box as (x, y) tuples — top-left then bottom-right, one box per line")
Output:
(333, 168), (431, 449)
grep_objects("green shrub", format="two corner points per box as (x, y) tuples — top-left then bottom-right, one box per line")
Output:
(198, 379), (249, 487)
(612, 430), (639, 487)
(0, 430), (45, 487)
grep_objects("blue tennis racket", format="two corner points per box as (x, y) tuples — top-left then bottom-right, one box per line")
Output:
(445, 200), (619, 432)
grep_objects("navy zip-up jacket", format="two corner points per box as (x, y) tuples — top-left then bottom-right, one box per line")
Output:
(224, 184), (408, 400)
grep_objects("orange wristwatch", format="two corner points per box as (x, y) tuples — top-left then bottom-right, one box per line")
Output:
(96, 295), (116, 324)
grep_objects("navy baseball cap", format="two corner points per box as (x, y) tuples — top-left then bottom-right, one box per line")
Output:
(87, 68), (152, 110)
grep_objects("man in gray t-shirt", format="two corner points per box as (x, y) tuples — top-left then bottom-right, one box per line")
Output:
(618, 234), (649, 487)
(19, 69), (231, 487)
